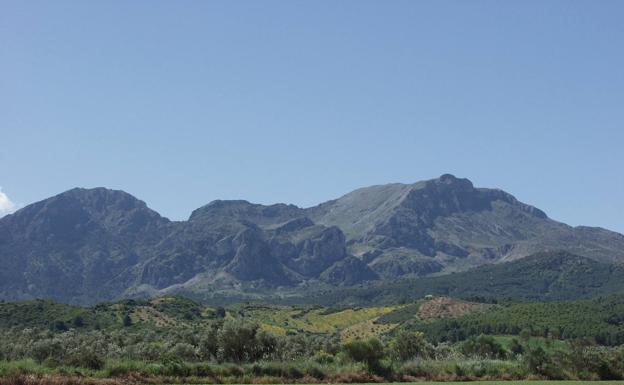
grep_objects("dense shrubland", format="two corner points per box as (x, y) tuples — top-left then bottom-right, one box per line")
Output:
(2, 321), (624, 384)
(2, 295), (624, 383)
(0, 321), (340, 366)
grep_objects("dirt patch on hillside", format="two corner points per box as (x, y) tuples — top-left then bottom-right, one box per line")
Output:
(416, 296), (489, 320)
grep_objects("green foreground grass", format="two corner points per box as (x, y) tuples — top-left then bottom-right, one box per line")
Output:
(332, 381), (624, 385)
(2, 358), (622, 384)
(177, 382), (624, 385)
(169, 381), (624, 385)
(393, 382), (624, 385)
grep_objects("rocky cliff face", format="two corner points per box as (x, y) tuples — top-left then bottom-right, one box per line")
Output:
(307, 174), (623, 277)
(1, 175), (623, 304)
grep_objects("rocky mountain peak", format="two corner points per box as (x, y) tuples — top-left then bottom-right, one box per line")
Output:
(435, 173), (474, 188)
(1, 187), (168, 240)
(189, 199), (303, 227)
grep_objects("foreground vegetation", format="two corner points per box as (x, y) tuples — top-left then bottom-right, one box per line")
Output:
(1, 295), (624, 384)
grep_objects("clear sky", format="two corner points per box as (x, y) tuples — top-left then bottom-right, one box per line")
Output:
(1, 1), (623, 233)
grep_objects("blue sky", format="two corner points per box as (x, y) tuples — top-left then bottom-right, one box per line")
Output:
(1, 1), (623, 233)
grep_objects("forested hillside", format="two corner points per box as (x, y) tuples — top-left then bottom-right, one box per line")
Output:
(300, 251), (624, 306)
(402, 295), (624, 346)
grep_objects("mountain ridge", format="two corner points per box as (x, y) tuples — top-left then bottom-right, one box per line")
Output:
(1, 174), (623, 304)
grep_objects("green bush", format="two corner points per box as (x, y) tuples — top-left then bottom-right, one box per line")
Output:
(390, 330), (432, 361)
(341, 337), (390, 375)
(460, 334), (508, 359)
(312, 350), (335, 364)
(341, 338), (384, 366)
(217, 321), (262, 362)
(65, 351), (104, 370)
(30, 339), (63, 363)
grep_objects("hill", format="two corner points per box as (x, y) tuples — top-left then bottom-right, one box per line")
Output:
(3, 293), (624, 347)
(301, 251), (624, 306)
(403, 294), (624, 346)
(0, 295), (487, 342)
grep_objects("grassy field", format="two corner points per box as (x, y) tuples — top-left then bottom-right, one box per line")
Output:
(367, 383), (624, 385)
(3, 357), (624, 384)
(5, 380), (624, 385)
(4, 380), (624, 385)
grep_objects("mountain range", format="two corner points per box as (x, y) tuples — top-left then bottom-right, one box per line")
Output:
(1, 174), (623, 304)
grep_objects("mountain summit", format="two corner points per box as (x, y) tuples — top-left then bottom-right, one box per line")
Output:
(1, 175), (623, 304)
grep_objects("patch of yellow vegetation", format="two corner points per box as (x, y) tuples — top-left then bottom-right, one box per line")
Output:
(340, 318), (397, 340)
(149, 297), (171, 305)
(133, 306), (178, 327)
(259, 322), (287, 335)
(201, 307), (215, 317)
(243, 305), (399, 336)
(302, 306), (395, 333)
